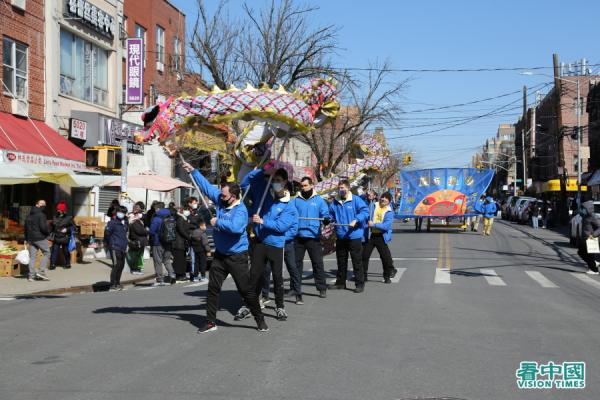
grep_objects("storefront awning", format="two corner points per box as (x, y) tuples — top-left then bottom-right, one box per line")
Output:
(0, 112), (84, 161)
(0, 164), (39, 184)
(542, 179), (587, 192)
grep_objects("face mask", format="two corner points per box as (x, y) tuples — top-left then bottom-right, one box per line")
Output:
(191, 203), (198, 210)
(272, 182), (284, 193)
(301, 189), (313, 199)
(183, 210), (191, 217)
(220, 197), (232, 207)
(338, 189), (347, 198)
(116, 212), (125, 219)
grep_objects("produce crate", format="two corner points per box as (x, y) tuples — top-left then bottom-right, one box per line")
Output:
(0, 258), (19, 277)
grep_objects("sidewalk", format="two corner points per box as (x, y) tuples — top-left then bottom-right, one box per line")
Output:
(0, 258), (156, 297)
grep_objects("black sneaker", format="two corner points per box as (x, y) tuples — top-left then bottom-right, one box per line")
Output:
(328, 282), (345, 290)
(319, 290), (327, 298)
(354, 286), (364, 293)
(390, 269), (398, 279)
(256, 318), (269, 332)
(295, 295), (304, 305)
(384, 278), (392, 284)
(275, 308), (288, 321)
(234, 306), (251, 321)
(48, 265), (56, 270)
(198, 322), (217, 333)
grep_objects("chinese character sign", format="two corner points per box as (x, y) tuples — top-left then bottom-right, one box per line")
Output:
(396, 168), (494, 218)
(126, 38), (144, 104)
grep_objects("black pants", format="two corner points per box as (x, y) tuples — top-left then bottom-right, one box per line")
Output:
(295, 237), (327, 291)
(172, 248), (187, 277)
(335, 238), (364, 287)
(206, 251), (262, 323)
(110, 250), (126, 286)
(193, 250), (207, 277)
(50, 242), (70, 267)
(251, 243), (285, 308)
(362, 234), (395, 279)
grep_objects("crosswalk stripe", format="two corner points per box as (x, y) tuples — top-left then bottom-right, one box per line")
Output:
(0, 297), (15, 301)
(571, 272), (600, 290)
(525, 271), (558, 288)
(136, 286), (158, 290)
(316, 257), (437, 262)
(390, 267), (406, 283)
(185, 281), (209, 288)
(434, 268), (451, 284)
(480, 269), (506, 286)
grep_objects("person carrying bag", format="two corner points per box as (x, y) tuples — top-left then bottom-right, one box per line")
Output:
(127, 205), (148, 275)
(577, 200), (600, 274)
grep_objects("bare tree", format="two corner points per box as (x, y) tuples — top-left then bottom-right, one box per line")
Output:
(298, 61), (408, 181)
(189, 0), (246, 89)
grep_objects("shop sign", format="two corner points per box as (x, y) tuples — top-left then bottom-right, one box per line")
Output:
(100, 117), (144, 155)
(70, 118), (87, 140)
(0, 150), (86, 170)
(116, 139), (145, 155)
(126, 38), (144, 104)
(67, 0), (116, 39)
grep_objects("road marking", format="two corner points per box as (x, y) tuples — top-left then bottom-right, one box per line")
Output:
(316, 257), (437, 262)
(480, 269), (506, 286)
(437, 233), (444, 269)
(327, 271), (354, 284)
(136, 286), (158, 290)
(445, 233), (452, 269)
(390, 267), (406, 283)
(0, 297), (15, 301)
(525, 271), (558, 288)
(434, 268), (451, 284)
(571, 272), (600, 290)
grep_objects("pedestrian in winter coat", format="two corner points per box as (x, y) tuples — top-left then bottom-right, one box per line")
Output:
(362, 192), (398, 283)
(149, 203), (175, 285)
(104, 206), (129, 290)
(50, 201), (74, 270)
(530, 201), (541, 229)
(127, 204), (148, 274)
(171, 207), (191, 281)
(24, 199), (51, 281)
(329, 179), (370, 292)
(481, 196), (498, 236)
(578, 200), (600, 274)
(190, 221), (211, 281)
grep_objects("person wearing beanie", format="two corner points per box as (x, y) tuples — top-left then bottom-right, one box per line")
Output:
(50, 201), (74, 270)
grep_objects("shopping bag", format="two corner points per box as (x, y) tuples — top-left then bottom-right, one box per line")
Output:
(67, 230), (77, 252)
(586, 238), (600, 254)
(15, 249), (30, 265)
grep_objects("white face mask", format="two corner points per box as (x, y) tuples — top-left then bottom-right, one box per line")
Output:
(116, 212), (125, 219)
(191, 203), (198, 210)
(183, 210), (191, 217)
(272, 182), (284, 193)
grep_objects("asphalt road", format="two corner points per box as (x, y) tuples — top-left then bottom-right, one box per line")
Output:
(1, 220), (599, 400)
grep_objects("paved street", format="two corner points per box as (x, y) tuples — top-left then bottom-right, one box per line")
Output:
(0, 220), (598, 400)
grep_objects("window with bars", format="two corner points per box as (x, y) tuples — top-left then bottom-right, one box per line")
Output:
(2, 37), (28, 100)
(173, 36), (181, 71)
(155, 25), (165, 65)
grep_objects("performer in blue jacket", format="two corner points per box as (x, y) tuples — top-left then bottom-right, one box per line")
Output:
(183, 162), (268, 334)
(362, 192), (398, 283)
(329, 179), (369, 293)
(292, 176), (331, 300)
(239, 165), (298, 321)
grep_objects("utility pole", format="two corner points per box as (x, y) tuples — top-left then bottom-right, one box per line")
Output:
(522, 85), (528, 193)
(553, 53), (569, 224)
(576, 78), (582, 206)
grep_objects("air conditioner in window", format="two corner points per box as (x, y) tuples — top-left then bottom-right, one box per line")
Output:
(156, 61), (164, 72)
(11, 98), (28, 117)
(11, 0), (26, 11)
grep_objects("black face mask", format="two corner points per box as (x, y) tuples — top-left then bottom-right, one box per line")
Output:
(301, 189), (313, 199)
(220, 197), (232, 207)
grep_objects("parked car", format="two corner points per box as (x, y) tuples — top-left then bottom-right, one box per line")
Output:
(519, 199), (541, 224)
(502, 196), (515, 219)
(504, 196), (520, 220)
(569, 201), (600, 247)
(511, 197), (534, 222)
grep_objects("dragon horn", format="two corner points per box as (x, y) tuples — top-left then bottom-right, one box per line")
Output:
(211, 85), (224, 94)
(276, 85), (287, 94)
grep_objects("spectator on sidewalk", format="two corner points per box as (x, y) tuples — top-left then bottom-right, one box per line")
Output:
(189, 220), (210, 282)
(149, 202), (176, 285)
(104, 206), (129, 291)
(127, 204), (148, 275)
(530, 201), (541, 230)
(481, 196), (498, 236)
(24, 199), (51, 282)
(577, 200), (600, 275)
(50, 201), (74, 270)
(171, 206), (191, 281)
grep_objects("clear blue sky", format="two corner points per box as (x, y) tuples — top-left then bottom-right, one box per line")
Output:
(171, 0), (600, 169)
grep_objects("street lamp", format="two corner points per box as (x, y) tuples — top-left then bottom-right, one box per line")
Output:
(521, 71), (582, 205)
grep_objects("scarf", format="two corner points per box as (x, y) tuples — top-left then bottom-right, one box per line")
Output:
(371, 203), (390, 233)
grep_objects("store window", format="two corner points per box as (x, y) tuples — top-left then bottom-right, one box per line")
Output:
(2, 37), (28, 100)
(134, 23), (146, 68)
(155, 25), (165, 66)
(60, 30), (109, 107)
(172, 36), (181, 71)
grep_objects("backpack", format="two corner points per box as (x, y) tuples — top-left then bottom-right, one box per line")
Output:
(159, 217), (177, 244)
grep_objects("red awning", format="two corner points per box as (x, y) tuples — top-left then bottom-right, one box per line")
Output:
(0, 112), (84, 161)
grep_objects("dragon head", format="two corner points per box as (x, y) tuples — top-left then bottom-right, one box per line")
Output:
(297, 78), (339, 125)
(134, 96), (175, 143)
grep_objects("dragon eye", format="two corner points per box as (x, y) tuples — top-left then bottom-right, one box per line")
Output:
(422, 196), (436, 205)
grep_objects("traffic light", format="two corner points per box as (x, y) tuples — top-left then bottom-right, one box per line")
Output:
(85, 146), (122, 169)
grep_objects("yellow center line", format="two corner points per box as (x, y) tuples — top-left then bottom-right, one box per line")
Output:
(445, 233), (452, 270)
(437, 233), (444, 269)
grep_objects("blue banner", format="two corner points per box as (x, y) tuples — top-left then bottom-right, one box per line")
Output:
(395, 168), (494, 218)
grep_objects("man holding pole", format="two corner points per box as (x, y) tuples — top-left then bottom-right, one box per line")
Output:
(239, 165), (298, 321)
(182, 162), (268, 333)
(292, 176), (331, 300)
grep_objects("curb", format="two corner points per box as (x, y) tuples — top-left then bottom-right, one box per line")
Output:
(2, 274), (156, 298)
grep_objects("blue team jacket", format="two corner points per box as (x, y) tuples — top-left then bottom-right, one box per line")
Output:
(482, 198), (498, 218)
(241, 169), (298, 248)
(329, 193), (369, 240)
(369, 205), (394, 244)
(191, 170), (249, 255)
(292, 192), (330, 239)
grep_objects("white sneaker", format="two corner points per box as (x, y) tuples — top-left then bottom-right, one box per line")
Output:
(586, 270), (599, 275)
